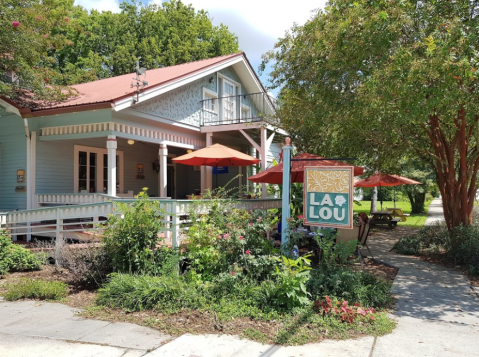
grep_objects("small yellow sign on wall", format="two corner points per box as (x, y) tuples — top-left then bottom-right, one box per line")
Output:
(17, 169), (25, 183)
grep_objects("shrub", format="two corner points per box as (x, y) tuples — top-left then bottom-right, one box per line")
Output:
(307, 266), (392, 308)
(313, 296), (376, 323)
(97, 273), (207, 312)
(97, 256), (313, 318)
(446, 225), (479, 275)
(0, 229), (40, 276)
(394, 223), (448, 255)
(269, 255), (312, 309)
(102, 189), (168, 274)
(393, 236), (422, 255)
(3, 278), (68, 301)
(62, 244), (112, 287)
(185, 201), (277, 280)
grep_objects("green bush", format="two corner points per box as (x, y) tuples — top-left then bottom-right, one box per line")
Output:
(394, 221), (479, 275)
(446, 225), (479, 275)
(394, 223), (448, 255)
(306, 266), (392, 308)
(0, 230), (40, 276)
(102, 189), (168, 274)
(97, 273), (205, 312)
(185, 200), (276, 280)
(3, 278), (68, 301)
(393, 236), (422, 255)
(97, 256), (313, 318)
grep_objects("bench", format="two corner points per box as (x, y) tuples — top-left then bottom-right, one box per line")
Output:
(370, 217), (400, 228)
(386, 208), (410, 222)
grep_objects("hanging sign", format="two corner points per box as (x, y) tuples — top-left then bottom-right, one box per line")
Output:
(136, 163), (145, 179)
(304, 166), (354, 229)
(213, 166), (229, 174)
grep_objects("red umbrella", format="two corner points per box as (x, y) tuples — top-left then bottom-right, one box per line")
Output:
(248, 153), (364, 184)
(173, 143), (260, 190)
(172, 143), (260, 167)
(354, 174), (421, 187)
(354, 173), (422, 210)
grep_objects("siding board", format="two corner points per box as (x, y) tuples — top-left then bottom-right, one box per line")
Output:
(0, 114), (27, 210)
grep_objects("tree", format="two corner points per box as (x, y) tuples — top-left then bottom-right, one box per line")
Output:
(0, 0), (76, 103)
(399, 160), (437, 214)
(1, 0), (239, 101)
(51, 0), (240, 84)
(263, 0), (479, 229)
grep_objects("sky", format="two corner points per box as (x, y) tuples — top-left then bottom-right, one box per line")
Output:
(74, 0), (328, 93)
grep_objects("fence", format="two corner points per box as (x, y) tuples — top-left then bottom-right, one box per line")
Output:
(0, 198), (282, 249)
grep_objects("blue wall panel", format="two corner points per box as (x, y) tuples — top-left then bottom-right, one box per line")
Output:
(0, 113), (27, 210)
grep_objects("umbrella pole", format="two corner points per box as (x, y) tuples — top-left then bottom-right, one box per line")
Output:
(394, 187), (396, 209)
(380, 185), (383, 211)
(215, 163), (218, 192)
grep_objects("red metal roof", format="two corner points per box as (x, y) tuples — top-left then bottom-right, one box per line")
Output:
(26, 52), (244, 111)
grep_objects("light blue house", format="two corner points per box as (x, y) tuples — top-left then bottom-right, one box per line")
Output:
(0, 52), (283, 224)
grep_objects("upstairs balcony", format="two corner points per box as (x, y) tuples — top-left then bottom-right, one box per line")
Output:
(200, 92), (277, 127)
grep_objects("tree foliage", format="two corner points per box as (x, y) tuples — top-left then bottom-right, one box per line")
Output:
(50, 0), (239, 84)
(263, 0), (479, 228)
(1, 0), (239, 101)
(0, 0), (76, 102)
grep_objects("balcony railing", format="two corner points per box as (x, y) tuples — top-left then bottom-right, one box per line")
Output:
(200, 92), (277, 126)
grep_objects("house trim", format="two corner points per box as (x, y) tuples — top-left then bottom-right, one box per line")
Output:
(39, 122), (206, 149)
(113, 56), (244, 111)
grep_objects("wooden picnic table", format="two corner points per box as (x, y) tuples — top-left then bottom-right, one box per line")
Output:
(370, 211), (400, 228)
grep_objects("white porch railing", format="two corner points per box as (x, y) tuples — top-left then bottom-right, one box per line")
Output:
(36, 193), (113, 206)
(0, 199), (282, 248)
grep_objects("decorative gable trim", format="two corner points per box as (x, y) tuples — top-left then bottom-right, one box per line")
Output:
(114, 56), (244, 111)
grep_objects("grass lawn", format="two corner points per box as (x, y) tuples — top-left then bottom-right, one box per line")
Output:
(353, 200), (434, 229)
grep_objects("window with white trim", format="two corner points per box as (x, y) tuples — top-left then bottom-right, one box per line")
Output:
(241, 104), (251, 120)
(74, 145), (124, 193)
(223, 79), (236, 120)
(202, 88), (218, 113)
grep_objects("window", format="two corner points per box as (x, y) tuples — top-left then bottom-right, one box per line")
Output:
(241, 104), (251, 120)
(74, 145), (124, 193)
(203, 88), (218, 113)
(223, 79), (236, 120)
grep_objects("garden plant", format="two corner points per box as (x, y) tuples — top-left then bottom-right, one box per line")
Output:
(94, 192), (395, 345)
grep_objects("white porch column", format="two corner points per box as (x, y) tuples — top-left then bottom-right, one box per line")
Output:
(30, 131), (37, 209)
(106, 135), (117, 196)
(158, 144), (168, 197)
(205, 133), (213, 191)
(260, 127), (268, 198)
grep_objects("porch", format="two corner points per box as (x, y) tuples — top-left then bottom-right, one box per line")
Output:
(0, 197), (282, 246)
(29, 119), (282, 210)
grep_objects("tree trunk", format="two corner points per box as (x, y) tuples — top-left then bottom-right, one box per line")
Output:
(422, 110), (479, 229)
(407, 192), (426, 214)
(370, 187), (378, 212)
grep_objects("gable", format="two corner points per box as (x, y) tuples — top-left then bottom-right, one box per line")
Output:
(129, 65), (266, 128)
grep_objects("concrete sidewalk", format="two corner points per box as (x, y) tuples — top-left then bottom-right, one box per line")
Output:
(0, 300), (170, 356)
(364, 197), (479, 356)
(1, 197), (479, 356)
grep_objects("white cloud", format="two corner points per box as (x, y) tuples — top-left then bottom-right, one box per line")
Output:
(75, 0), (121, 13)
(176, 0), (324, 39)
(74, 0), (328, 92)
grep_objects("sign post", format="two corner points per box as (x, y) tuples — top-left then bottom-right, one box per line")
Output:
(304, 166), (354, 229)
(281, 138), (293, 249)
